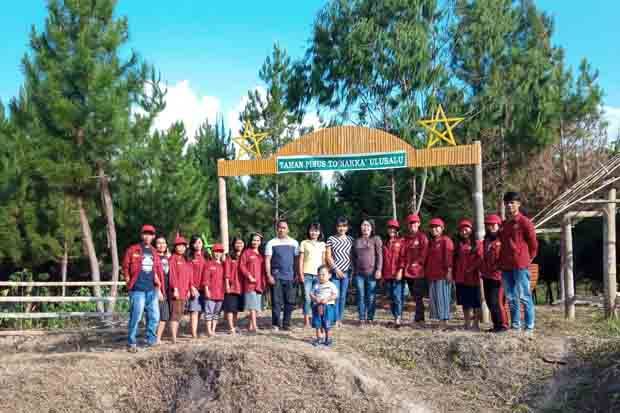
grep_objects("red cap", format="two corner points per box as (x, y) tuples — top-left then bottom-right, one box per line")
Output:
(406, 214), (420, 224)
(429, 218), (445, 228)
(174, 235), (188, 246)
(212, 243), (225, 253)
(458, 219), (473, 229)
(386, 219), (400, 229)
(485, 214), (502, 225)
(141, 224), (156, 234)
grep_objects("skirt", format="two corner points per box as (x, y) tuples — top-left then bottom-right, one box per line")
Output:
(186, 295), (204, 312)
(429, 279), (452, 321)
(244, 291), (262, 311)
(456, 284), (481, 309)
(170, 299), (186, 321)
(223, 293), (243, 313)
(159, 299), (171, 322)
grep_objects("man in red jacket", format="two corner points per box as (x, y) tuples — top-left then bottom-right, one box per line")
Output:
(122, 224), (164, 352)
(499, 192), (538, 333)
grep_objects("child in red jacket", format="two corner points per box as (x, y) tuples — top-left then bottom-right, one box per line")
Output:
(382, 219), (405, 326)
(240, 233), (266, 333)
(453, 219), (483, 331)
(398, 214), (429, 326)
(481, 215), (509, 333)
(202, 244), (226, 337)
(223, 237), (245, 335)
(168, 235), (193, 343)
(425, 218), (454, 329)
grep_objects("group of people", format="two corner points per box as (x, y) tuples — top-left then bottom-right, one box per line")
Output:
(122, 191), (538, 351)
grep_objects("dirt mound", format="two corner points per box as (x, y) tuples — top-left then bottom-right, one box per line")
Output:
(345, 328), (561, 412)
(0, 337), (426, 413)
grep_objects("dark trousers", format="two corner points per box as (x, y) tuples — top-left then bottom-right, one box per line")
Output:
(483, 278), (509, 330)
(271, 278), (297, 327)
(406, 278), (427, 322)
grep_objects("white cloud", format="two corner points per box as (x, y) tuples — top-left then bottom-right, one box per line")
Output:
(605, 106), (620, 140)
(226, 86), (267, 137)
(153, 80), (221, 142)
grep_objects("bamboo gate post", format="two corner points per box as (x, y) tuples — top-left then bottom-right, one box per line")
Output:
(562, 215), (575, 320)
(472, 144), (491, 324)
(218, 175), (230, 254)
(603, 188), (618, 319)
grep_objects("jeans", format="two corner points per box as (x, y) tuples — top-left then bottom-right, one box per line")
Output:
(271, 278), (297, 327)
(386, 280), (405, 319)
(128, 289), (160, 346)
(303, 274), (318, 316)
(354, 273), (377, 321)
(331, 270), (351, 321)
(502, 268), (535, 330)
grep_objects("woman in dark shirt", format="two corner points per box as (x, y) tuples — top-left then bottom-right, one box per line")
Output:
(352, 219), (383, 325)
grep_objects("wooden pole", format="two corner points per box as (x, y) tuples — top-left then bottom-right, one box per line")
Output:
(218, 176), (230, 253)
(472, 147), (490, 323)
(562, 216), (575, 320)
(604, 188), (618, 319)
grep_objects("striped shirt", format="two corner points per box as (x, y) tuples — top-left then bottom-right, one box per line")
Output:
(326, 235), (354, 273)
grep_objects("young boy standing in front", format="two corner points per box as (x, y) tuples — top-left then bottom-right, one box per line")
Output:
(310, 265), (339, 347)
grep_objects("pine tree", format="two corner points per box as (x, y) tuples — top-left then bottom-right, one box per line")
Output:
(298, 0), (451, 215)
(15, 0), (163, 309)
(451, 0), (559, 212)
(116, 122), (210, 248)
(239, 44), (319, 232)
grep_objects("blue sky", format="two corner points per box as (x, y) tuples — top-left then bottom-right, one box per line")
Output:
(1, 1), (619, 136)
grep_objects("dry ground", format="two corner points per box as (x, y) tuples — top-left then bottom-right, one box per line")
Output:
(0, 305), (617, 413)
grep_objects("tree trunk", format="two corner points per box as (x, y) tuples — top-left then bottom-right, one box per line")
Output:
(61, 240), (68, 297)
(410, 174), (417, 214)
(77, 195), (104, 312)
(415, 168), (428, 214)
(98, 165), (119, 313)
(390, 170), (397, 219)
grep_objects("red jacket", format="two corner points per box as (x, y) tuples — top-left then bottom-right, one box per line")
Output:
(453, 240), (482, 286)
(224, 256), (242, 295)
(399, 231), (429, 279)
(382, 237), (404, 280)
(168, 253), (193, 300)
(202, 260), (225, 301)
(425, 235), (454, 281)
(239, 249), (266, 294)
(499, 213), (538, 271)
(190, 252), (207, 288)
(122, 244), (164, 294)
(481, 237), (502, 281)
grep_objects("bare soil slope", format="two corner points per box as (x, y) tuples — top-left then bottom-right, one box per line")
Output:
(0, 307), (616, 413)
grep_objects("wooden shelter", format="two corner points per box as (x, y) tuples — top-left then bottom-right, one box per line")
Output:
(533, 155), (620, 319)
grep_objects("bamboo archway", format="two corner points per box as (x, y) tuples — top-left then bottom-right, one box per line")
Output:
(217, 125), (483, 249)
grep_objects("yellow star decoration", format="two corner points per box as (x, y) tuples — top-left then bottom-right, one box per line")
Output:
(417, 105), (465, 148)
(233, 120), (269, 158)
